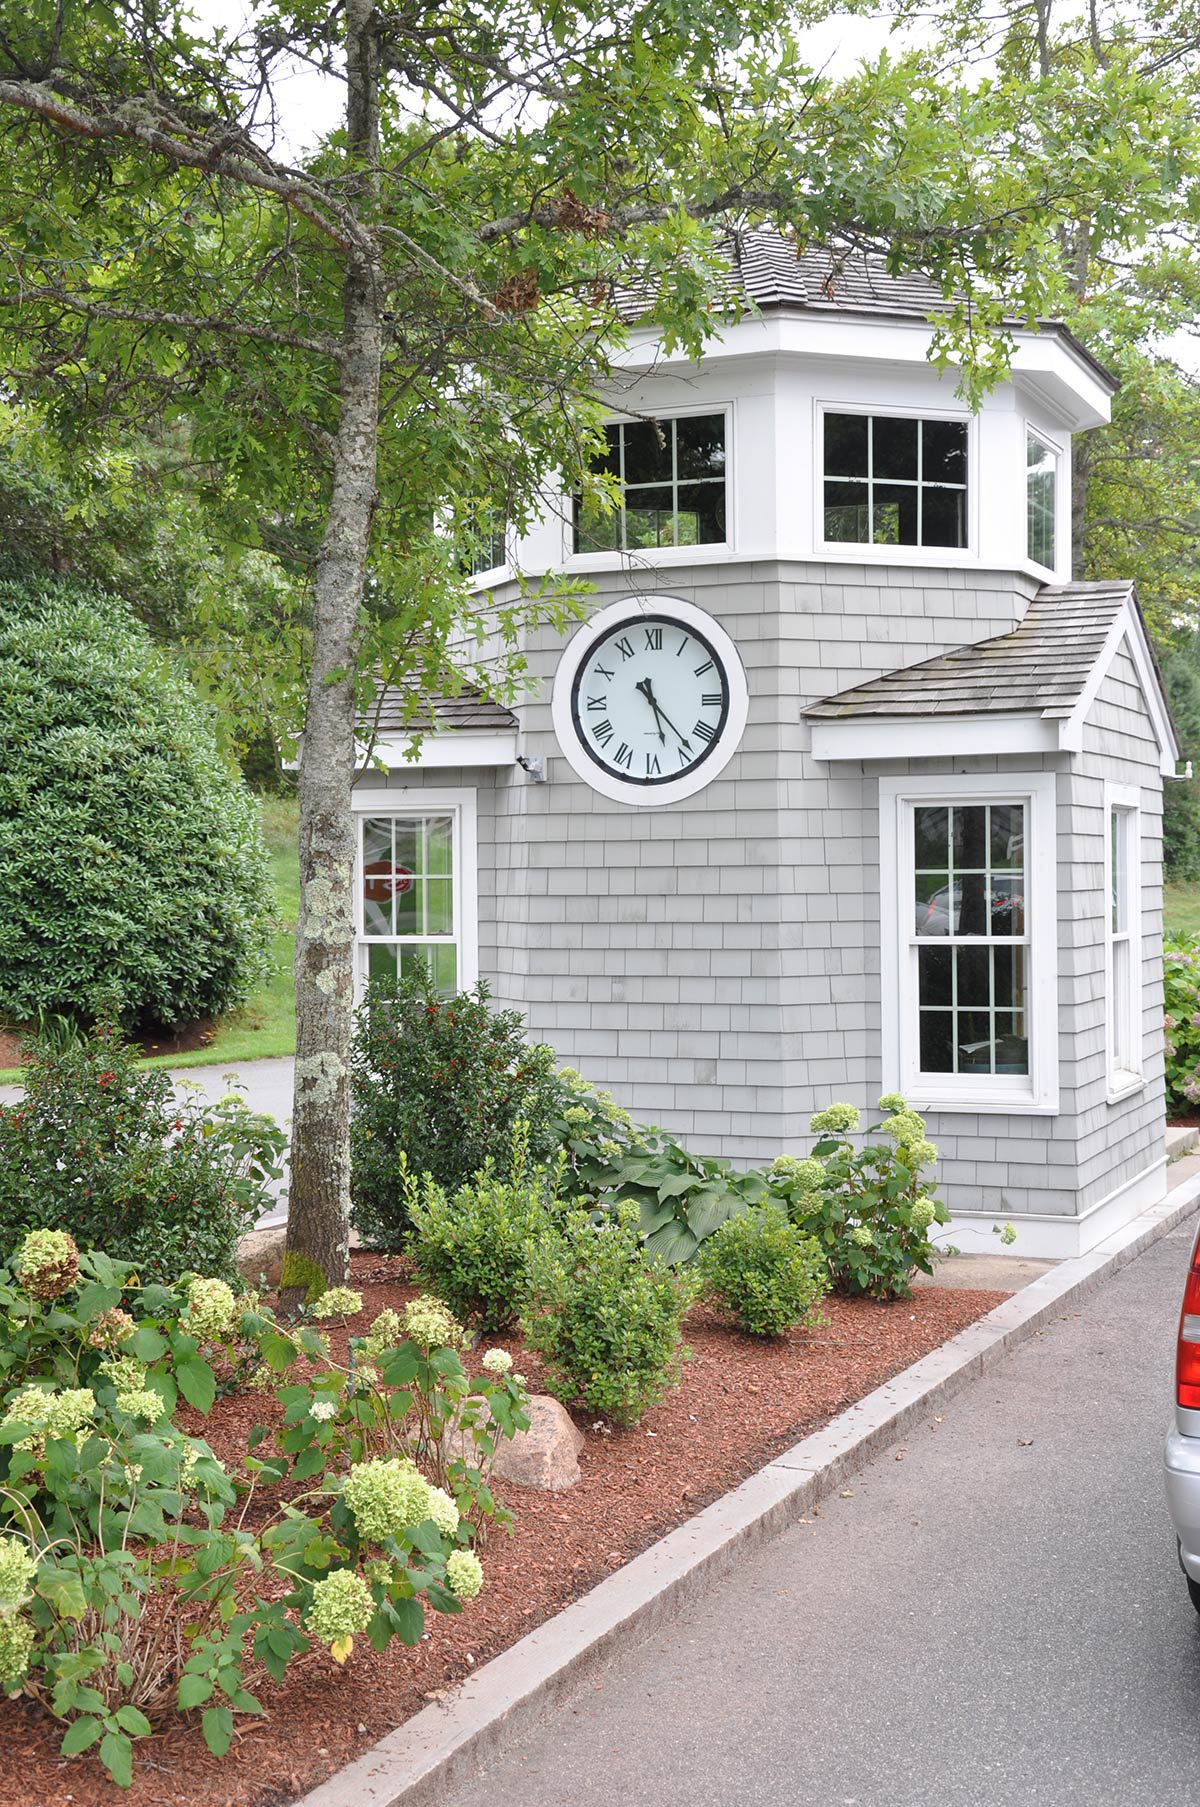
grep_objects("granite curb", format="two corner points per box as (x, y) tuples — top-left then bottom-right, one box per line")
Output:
(294, 1170), (1200, 1807)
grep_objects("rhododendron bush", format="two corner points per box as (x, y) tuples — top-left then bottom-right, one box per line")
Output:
(0, 1233), (527, 1787)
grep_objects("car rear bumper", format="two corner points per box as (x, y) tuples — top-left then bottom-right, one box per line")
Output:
(1165, 1430), (1200, 1579)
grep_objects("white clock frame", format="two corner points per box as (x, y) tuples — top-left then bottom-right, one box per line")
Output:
(550, 594), (750, 806)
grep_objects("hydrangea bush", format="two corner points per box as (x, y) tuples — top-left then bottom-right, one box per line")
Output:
(0, 1231), (527, 1787)
(1164, 932), (1200, 1117)
(768, 1096), (948, 1300)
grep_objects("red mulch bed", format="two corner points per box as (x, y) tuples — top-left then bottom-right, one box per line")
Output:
(0, 1256), (1010, 1807)
(0, 1019), (217, 1069)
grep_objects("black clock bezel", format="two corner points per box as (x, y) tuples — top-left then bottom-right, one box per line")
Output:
(568, 613), (732, 786)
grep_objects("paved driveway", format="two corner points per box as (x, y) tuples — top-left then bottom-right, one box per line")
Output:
(447, 1218), (1200, 1807)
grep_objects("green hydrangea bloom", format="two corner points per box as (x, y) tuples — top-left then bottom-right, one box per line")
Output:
(850, 1225), (876, 1249)
(902, 1139), (938, 1169)
(115, 1388), (166, 1422)
(809, 1103), (861, 1136)
(99, 1356), (148, 1392)
(2, 1386), (95, 1450)
(0, 1612), (35, 1688)
(881, 1110), (927, 1144)
(0, 1538), (36, 1610)
(312, 1287), (364, 1320)
(911, 1198), (938, 1231)
(426, 1487), (460, 1537)
(306, 1568), (374, 1644)
(362, 1307), (403, 1359)
(481, 1348), (512, 1376)
(183, 1277), (239, 1340)
(87, 1307), (136, 1350)
(402, 1295), (466, 1351)
(877, 1092), (908, 1113)
(562, 1106), (590, 1126)
(771, 1155), (825, 1191)
(15, 1229), (79, 1301)
(342, 1457), (432, 1542)
(445, 1550), (484, 1600)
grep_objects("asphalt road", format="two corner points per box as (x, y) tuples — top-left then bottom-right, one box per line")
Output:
(447, 1219), (1200, 1807)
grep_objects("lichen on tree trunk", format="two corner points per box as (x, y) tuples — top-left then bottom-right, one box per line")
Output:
(283, 0), (382, 1305)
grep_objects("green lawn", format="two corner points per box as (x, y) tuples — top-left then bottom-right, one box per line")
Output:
(1165, 881), (1200, 938)
(0, 797), (299, 1082)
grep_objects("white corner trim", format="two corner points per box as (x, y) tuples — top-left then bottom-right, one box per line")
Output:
(1061, 597), (1179, 774)
(878, 769), (1060, 1114)
(358, 732), (517, 770)
(810, 713), (1058, 763)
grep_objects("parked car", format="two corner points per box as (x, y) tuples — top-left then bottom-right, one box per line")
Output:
(1164, 1221), (1200, 1610)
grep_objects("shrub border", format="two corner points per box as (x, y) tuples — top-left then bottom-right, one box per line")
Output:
(295, 1162), (1200, 1807)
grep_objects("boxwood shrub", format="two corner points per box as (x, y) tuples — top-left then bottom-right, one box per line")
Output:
(0, 572), (273, 1027)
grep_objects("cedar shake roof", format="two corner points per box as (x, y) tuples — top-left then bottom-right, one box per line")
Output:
(804, 581), (1134, 722)
(620, 234), (1116, 391)
(366, 682), (519, 737)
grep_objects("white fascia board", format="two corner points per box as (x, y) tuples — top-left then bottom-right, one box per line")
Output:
(1060, 599), (1179, 774)
(359, 731), (518, 770)
(1009, 338), (1113, 432)
(809, 713), (1059, 763)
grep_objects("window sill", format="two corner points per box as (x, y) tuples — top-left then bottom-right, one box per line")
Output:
(1106, 1072), (1145, 1106)
(565, 544), (732, 573)
(817, 540), (976, 566)
(905, 1087), (1059, 1117)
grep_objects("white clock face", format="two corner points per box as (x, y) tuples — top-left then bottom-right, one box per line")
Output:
(571, 614), (730, 787)
(551, 596), (749, 806)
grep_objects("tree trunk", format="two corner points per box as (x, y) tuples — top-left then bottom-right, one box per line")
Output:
(282, 0), (381, 1304)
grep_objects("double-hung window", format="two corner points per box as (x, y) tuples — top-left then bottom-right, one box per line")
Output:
(880, 773), (1059, 1111)
(574, 412), (727, 553)
(1026, 430), (1058, 570)
(1106, 786), (1142, 1096)
(822, 410), (968, 549)
(353, 791), (477, 996)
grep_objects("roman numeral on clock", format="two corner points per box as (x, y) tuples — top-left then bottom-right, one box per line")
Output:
(701, 693), (723, 708)
(593, 662), (614, 682)
(615, 743), (633, 769)
(643, 626), (663, 651)
(615, 635), (635, 661)
(586, 695), (607, 711)
(694, 658), (715, 677)
(592, 719), (613, 747)
(645, 752), (662, 776)
(693, 719), (717, 744)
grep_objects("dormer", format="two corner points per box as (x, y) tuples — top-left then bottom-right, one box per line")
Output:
(507, 240), (1117, 589)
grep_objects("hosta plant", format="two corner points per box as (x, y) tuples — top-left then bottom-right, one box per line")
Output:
(769, 1097), (948, 1300)
(0, 1232), (527, 1787)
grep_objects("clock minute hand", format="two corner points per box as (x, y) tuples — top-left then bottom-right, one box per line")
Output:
(638, 677), (691, 751)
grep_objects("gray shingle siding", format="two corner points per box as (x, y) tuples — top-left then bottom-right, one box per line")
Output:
(361, 561), (1165, 1231)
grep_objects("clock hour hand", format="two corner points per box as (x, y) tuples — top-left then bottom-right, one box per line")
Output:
(636, 677), (691, 752)
(634, 676), (667, 745)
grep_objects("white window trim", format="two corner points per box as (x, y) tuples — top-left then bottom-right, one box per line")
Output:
(815, 399), (977, 564)
(879, 771), (1060, 1114)
(1105, 781), (1144, 1103)
(1024, 423), (1060, 577)
(565, 400), (734, 566)
(350, 786), (478, 999)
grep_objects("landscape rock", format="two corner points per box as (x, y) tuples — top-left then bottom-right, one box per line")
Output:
(236, 1226), (287, 1289)
(450, 1394), (584, 1491)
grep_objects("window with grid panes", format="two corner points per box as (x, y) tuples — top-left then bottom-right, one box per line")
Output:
(574, 414), (726, 552)
(823, 411), (968, 548)
(359, 812), (459, 993)
(1108, 800), (1141, 1084)
(911, 801), (1029, 1076)
(1026, 432), (1057, 569)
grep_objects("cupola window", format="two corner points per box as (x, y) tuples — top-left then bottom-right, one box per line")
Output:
(575, 413), (727, 553)
(822, 411), (968, 549)
(1026, 431), (1058, 569)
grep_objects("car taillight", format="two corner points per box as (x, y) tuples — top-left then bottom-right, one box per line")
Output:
(1177, 1256), (1200, 1408)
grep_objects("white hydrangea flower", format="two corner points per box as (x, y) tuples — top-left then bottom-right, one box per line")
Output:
(481, 1349), (513, 1376)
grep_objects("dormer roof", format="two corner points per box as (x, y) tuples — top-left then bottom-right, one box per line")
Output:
(806, 579), (1178, 775)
